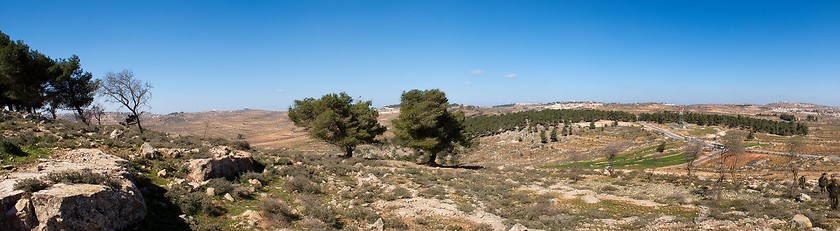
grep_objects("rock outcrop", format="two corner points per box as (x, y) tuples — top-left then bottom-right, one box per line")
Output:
(184, 146), (254, 182)
(140, 142), (159, 159)
(0, 149), (146, 230)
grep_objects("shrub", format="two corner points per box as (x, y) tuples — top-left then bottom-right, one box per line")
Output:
(230, 140), (251, 151)
(285, 177), (321, 194)
(177, 192), (224, 216)
(600, 185), (619, 192)
(239, 171), (265, 185)
(205, 178), (234, 196)
(455, 200), (476, 214)
(45, 171), (122, 189)
(0, 139), (23, 156)
(301, 195), (341, 228)
(262, 198), (299, 225)
(383, 186), (412, 201)
(14, 178), (50, 192)
(419, 186), (447, 200)
(231, 186), (252, 199)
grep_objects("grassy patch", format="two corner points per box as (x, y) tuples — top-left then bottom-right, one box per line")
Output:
(545, 142), (688, 169)
(1, 147), (54, 167)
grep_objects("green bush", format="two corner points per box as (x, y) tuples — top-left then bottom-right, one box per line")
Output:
(0, 139), (23, 156)
(204, 178), (234, 196)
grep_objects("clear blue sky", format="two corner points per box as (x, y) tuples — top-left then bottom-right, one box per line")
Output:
(2, 1), (839, 113)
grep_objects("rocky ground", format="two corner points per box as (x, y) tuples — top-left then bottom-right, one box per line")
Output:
(3, 110), (840, 230)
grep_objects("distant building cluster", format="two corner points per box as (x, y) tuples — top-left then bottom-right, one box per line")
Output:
(771, 103), (840, 118)
(377, 107), (400, 114)
(543, 102), (603, 110)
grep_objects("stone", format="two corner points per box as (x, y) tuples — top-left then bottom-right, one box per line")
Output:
(797, 193), (811, 202)
(581, 194), (600, 204)
(140, 142), (158, 159)
(248, 179), (262, 187)
(157, 169), (168, 178)
(792, 214), (812, 229)
(109, 129), (123, 139)
(31, 183), (146, 230)
(206, 187), (216, 196)
(224, 193), (235, 202)
(184, 147), (255, 182)
(509, 223), (544, 231)
(166, 149), (182, 158)
(367, 218), (384, 231)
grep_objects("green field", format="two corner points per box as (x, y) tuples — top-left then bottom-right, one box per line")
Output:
(545, 142), (689, 169)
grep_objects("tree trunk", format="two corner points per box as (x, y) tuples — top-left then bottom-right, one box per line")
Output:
(426, 152), (438, 166)
(75, 107), (89, 126)
(134, 111), (144, 133)
(686, 163), (693, 177)
(342, 146), (353, 158)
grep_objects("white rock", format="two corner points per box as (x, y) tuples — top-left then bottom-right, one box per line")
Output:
(367, 218), (384, 231)
(224, 193), (235, 202)
(248, 179), (262, 187)
(109, 129), (123, 139)
(798, 193), (811, 202)
(206, 187), (216, 196)
(157, 169), (167, 178)
(140, 142), (158, 159)
(509, 223), (544, 231)
(792, 214), (812, 229)
(581, 194), (600, 204)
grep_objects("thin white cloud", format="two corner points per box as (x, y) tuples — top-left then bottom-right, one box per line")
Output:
(504, 73), (517, 79)
(469, 69), (484, 75)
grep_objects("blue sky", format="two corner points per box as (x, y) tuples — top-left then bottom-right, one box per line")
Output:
(2, 1), (839, 113)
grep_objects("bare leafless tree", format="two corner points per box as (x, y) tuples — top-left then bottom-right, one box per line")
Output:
(603, 142), (627, 177)
(683, 140), (705, 177)
(87, 103), (105, 125)
(717, 131), (745, 183)
(786, 136), (805, 198)
(99, 70), (152, 133)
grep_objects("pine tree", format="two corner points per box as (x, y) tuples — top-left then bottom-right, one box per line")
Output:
(550, 126), (558, 142)
(540, 129), (548, 144)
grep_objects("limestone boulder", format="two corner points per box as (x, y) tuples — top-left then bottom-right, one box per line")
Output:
(792, 214), (812, 229)
(140, 142), (159, 159)
(184, 146), (254, 182)
(0, 149), (146, 230)
(30, 183), (146, 230)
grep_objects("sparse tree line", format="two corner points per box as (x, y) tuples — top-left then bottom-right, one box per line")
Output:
(463, 109), (637, 137)
(1, 32), (152, 132)
(638, 111), (808, 136)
